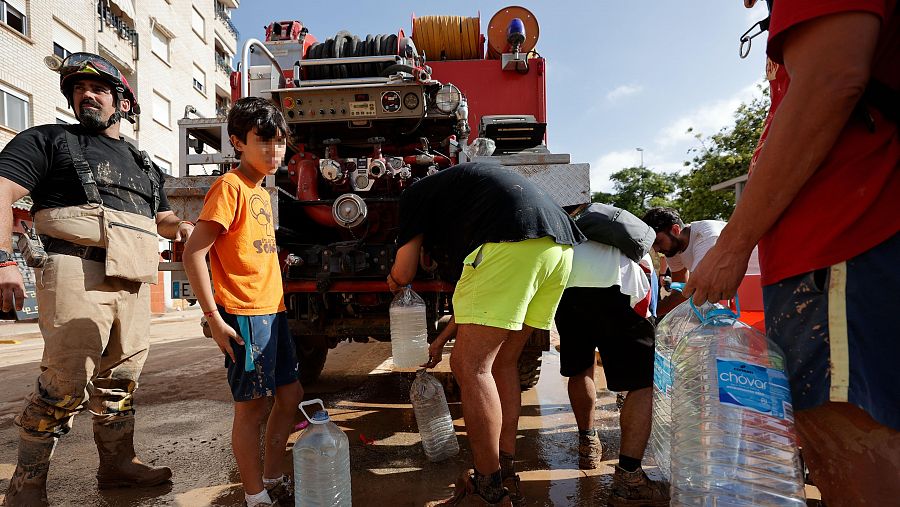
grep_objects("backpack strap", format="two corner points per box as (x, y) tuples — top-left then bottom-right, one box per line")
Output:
(63, 129), (103, 205)
(125, 143), (161, 214)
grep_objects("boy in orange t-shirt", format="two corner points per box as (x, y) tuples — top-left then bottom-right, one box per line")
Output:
(183, 97), (302, 507)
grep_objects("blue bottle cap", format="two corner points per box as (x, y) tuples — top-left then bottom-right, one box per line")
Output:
(311, 410), (330, 423)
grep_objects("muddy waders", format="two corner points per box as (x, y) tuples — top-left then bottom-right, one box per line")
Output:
(93, 414), (172, 488)
(4, 431), (57, 507)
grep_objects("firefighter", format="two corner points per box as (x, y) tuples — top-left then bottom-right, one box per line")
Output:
(0, 53), (193, 505)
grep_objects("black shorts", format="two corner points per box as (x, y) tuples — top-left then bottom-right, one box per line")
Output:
(554, 287), (655, 392)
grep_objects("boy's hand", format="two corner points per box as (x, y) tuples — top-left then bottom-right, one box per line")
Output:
(208, 312), (243, 361)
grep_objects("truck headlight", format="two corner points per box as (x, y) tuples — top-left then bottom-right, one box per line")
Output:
(435, 84), (462, 114)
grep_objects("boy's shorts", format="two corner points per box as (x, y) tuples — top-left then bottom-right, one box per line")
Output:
(763, 233), (900, 430)
(453, 236), (573, 331)
(555, 286), (655, 392)
(219, 309), (300, 402)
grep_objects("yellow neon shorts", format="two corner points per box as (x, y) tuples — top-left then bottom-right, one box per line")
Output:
(453, 236), (573, 331)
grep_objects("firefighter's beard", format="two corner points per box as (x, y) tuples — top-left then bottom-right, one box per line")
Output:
(78, 100), (110, 130)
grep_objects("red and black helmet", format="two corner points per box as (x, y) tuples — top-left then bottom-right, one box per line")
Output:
(59, 52), (140, 123)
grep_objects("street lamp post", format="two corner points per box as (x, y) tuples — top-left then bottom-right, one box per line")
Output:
(636, 147), (644, 167)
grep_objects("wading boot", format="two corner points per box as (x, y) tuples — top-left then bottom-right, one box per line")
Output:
(4, 431), (57, 507)
(92, 415), (172, 489)
(608, 465), (670, 507)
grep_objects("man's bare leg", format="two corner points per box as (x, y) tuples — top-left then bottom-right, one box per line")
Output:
(796, 402), (900, 507)
(567, 363), (597, 432)
(618, 387), (652, 459)
(494, 325), (533, 456)
(450, 323), (509, 474)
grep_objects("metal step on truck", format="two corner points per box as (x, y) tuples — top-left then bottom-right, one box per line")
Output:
(160, 6), (590, 388)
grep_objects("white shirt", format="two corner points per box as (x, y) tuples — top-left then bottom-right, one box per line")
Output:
(666, 220), (760, 275)
(567, 241), (652, 309)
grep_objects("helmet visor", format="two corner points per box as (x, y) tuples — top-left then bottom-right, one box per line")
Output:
(60, 53), (122, 86)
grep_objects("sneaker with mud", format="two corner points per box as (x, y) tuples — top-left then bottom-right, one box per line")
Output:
(608, 465), (669, 507)
(426, 471), (513, 507)
(264, 475), (293, 505)
(578, 431), (603, 469)
(501, 474), (525, 507)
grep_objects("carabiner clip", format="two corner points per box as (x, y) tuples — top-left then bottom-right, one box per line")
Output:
(739, 16), (770, 59)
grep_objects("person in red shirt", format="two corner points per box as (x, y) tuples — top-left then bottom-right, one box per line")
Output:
(685, 0), (899, 503)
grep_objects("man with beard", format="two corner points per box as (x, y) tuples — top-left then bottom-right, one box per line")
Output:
(641, 207), (759, 317)
(0, 53), (193, 506)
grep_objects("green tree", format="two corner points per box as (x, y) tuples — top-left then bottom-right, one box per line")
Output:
(593, 166), (678, 216)
(673, 88), (769, 222)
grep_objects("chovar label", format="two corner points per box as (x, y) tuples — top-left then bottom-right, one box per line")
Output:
(653, 351), (673, 396)
(716, 358), (793, 421)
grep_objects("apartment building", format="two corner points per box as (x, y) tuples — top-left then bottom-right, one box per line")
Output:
(0, 0), (240, 175)
(0, 0), (240, 315)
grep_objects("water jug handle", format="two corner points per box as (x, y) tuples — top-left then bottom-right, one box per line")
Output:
(298, 398), (325, 423)
(688, 293), (742, 324)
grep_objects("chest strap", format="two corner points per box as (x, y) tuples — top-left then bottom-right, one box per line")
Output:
(63, 130), (102, 205)
(62, 129), (162, 214)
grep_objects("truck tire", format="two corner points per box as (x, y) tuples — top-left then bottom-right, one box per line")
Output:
(518, 349), (543, 391)
(297, 344), (328, 385)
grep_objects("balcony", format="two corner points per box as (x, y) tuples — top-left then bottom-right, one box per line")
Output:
(214, 1), (239, 40)
(97, 1), (139, 54)
(215, 54), (232, 76)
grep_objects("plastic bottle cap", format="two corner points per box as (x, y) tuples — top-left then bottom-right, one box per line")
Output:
(310, 410), (330, 424)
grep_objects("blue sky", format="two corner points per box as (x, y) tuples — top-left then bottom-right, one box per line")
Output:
(232, 1), (770, 192)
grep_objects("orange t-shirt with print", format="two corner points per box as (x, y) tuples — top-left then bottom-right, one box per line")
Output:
(198, 170), (285, 315)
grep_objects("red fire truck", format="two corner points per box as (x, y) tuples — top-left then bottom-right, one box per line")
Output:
(162, 6), (590, 387)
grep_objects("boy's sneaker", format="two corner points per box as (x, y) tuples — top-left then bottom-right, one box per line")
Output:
(608, 465), (669, 507)
(426, 471), (513, 506)
(578, 431), (603, 470)
(264, 475), (293, 505)
(244, 487), (275, 507)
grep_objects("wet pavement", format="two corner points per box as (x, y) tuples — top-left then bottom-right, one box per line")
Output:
(0, 309), (656, 506)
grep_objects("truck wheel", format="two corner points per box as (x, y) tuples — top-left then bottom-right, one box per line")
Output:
(518, 349), (543, 391)
(297, 344), (328, 385)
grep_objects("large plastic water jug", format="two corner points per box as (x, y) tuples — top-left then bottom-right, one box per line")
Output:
(390, 286), (428, 368)
(670, 305), (805, 506)
(294, 399), (352, 507)
(410, 369), (459, 462)
(648, 283), (716, 480)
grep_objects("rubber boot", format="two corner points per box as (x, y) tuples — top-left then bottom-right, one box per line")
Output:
(92, 415), (172, 489)
(4, 431), (57, 507)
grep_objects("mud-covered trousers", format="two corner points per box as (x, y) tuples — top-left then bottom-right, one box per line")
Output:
(15, 253), (151, 437)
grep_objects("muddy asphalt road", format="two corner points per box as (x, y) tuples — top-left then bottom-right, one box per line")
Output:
(0, 308), (654, 506)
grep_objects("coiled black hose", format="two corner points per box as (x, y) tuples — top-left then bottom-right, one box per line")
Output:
(305, 32), (409, 80)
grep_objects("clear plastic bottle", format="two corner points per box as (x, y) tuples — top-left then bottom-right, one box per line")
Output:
(649, 284), (716, 481)
(389, 286), (429, 368)
(669, 310), (805, 506)
(410, 369), (459, 462)
(293, 399), (352, 507)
